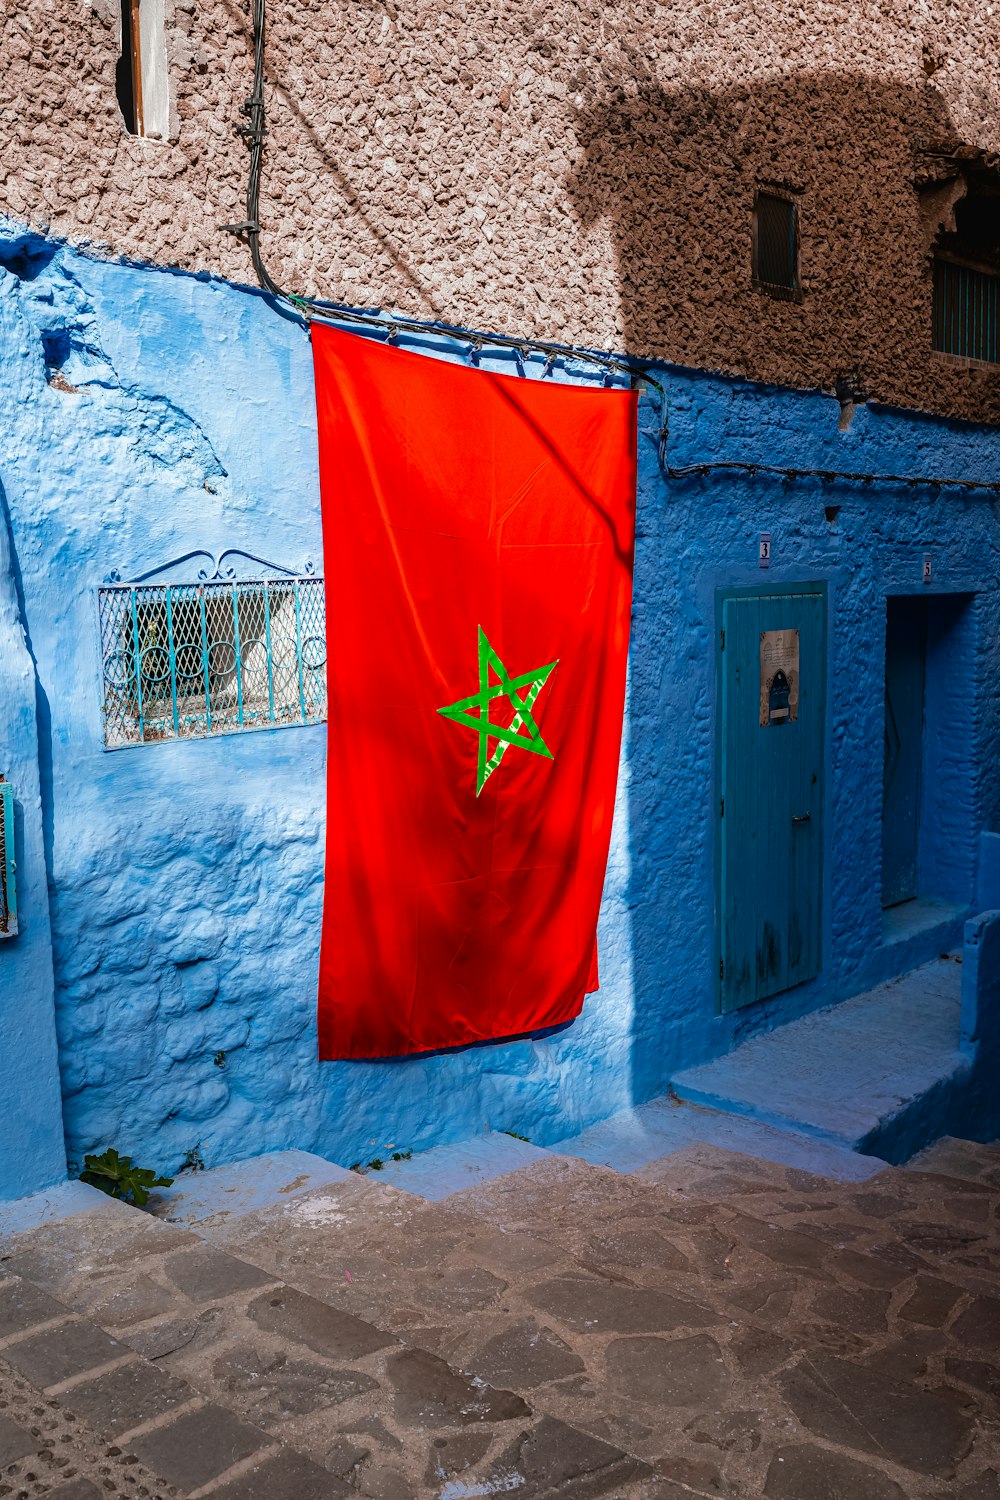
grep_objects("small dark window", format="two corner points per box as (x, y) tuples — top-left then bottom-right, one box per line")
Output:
(753, 191), (800, 300)
(116, 0), (142, 135)
(115, 1), (169, 139)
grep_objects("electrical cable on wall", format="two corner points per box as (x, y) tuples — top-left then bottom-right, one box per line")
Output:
(230, 0), (665, 401)
(665, 460), (1000, 496)
(227, 0), (1000, 500)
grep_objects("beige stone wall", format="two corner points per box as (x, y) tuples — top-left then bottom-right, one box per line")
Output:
(3, 0), (1000, 419)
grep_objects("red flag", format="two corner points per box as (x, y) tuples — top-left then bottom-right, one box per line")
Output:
(314, 324), (636, 1059)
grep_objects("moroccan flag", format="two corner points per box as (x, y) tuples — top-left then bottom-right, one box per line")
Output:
(313, 323), (636, 1059)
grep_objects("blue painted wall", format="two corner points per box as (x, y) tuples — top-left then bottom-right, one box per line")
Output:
(0, 438), (67, 1198)
(1, 225), (998, 1189)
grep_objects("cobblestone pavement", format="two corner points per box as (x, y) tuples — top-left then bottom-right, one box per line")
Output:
(1, 1135), (998, 1498)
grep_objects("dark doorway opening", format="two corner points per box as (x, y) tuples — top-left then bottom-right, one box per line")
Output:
(881, 593), (977, 924)
(882, 597), (927, 908)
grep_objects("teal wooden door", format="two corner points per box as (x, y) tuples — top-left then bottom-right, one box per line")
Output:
(718, 586), (826, 1011)
(881, 597), (927, 907)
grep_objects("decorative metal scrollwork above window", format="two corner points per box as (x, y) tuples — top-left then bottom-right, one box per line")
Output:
(98, 550), (326, 750)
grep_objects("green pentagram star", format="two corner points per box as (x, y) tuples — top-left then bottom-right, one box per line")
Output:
(438, 627), (558, 796)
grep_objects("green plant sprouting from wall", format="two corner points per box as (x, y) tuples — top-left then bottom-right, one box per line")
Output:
(79, 1148), (173, 1208)
(350, 1149), (412, 1173)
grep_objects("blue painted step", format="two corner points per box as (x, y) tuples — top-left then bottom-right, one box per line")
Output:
(549, 1097), (884, 1181)
(151, 1149), (355, 1227)
(370, 1105), (885, 1200)
(372, 1131), (553, 1201)
(670, 956), (965, 1163)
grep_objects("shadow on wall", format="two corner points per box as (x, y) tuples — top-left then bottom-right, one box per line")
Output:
(11, 63), (998, 1176)
(565, 68), (977, 406)
(566, 71), (994, 1112)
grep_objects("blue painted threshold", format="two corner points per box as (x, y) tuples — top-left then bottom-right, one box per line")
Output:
(670, 956), (966, 1164)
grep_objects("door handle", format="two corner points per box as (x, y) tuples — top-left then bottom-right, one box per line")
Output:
(792, 813), (811, 824)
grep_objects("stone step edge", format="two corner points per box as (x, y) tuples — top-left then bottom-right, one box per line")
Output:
(355, 1109), (885, 1205)
(364, 1129), (557, 1200)
(548, 1102), (888, 1183)
(667, 1078), (882, 1154)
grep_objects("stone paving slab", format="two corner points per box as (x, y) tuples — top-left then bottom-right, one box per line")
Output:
(0, 1189), (658, 1497)
(3, 1318), (126, 1389)
(0, 1272), (68, 1337)
(908, 1136), (1000, 1184)
(209, 1447), (353, 1499)
(127, 1401), (268, 1491)
(1, 1133), (998, 1497)
(63, 1356), (193, 1437)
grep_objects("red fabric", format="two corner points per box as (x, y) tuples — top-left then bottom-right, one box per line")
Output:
(313, 324), (636, 1059)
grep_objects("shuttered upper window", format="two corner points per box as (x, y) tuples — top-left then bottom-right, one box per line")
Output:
(753, 191), (800, 301)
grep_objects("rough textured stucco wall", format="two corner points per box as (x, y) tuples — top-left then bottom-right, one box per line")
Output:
(2, 1), (1000, 421)
(1, 235), (997, 1178)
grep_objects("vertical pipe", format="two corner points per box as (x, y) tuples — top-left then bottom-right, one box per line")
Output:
(293, 582), (307, 721)
(129, 0), (144, 135)
(231, 582), (245, 727)
(263, 580), (276, 721)
(164, 585), (180, 738)
(199, 586), (213, 733)
(0, 783), (14, 934)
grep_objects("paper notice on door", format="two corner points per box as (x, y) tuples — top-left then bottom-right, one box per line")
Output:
(760, 628), (799, 727)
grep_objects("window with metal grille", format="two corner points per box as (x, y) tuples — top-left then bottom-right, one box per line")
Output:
(98, 560), (327, 749)
(753, 191), (800, 300)
(0, 781), (17, 939)
(933, 258), (1000, 364)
